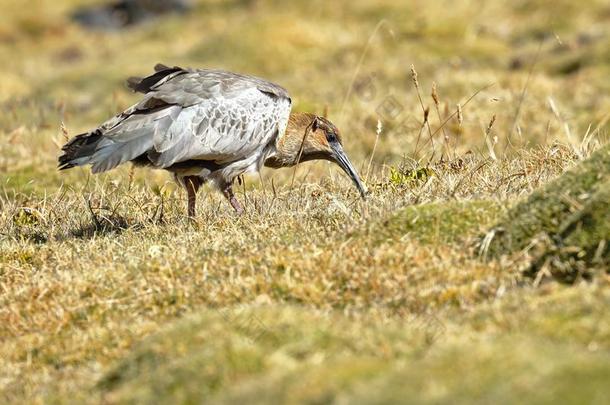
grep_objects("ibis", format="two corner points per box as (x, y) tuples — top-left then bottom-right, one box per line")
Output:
(59, 64), (367, 217)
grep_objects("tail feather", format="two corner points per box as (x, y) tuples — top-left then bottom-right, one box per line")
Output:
(126, 63), (187, 94)
(59, 63), (186, 172)
(58, 128), (155, 173)
(58, 130), (103, 170)
(89, 134), (153, 173)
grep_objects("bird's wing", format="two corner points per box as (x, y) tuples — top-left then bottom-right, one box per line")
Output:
(88, 66), (291, 173)
(146, 85), (292, 168)
(128, 65), (291, 102)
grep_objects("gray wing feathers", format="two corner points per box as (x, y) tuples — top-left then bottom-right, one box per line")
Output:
(91, 136), (152, 173)
(149, 88), (289, 168)
(88, 105), (181, 173)
(67, 65), (291, 174)
(148, 69), (290, 105)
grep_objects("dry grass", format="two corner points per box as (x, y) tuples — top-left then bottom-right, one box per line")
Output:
(487, 143), (610, 280)
(1, 0), (610, 403)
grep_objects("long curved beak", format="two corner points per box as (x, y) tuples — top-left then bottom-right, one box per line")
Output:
(330, 142), (368, 199)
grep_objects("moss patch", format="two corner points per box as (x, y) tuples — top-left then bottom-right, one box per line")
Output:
(486, 144), (610, 279)
(373, 200), (505, 246)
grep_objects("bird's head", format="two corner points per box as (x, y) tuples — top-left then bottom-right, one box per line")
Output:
(266, 112), (367, 199)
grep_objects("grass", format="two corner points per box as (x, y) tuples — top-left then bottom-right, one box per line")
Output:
(66, 285), (610, 404)
(1, 0), (609, 403)
(487, 143), (610, 279)
(372, 200), (504, 245)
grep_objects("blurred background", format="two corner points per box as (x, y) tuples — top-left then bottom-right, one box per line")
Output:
(1, 0), (609, 192)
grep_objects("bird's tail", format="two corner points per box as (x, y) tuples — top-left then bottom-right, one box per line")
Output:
(58, 129), (103, 170)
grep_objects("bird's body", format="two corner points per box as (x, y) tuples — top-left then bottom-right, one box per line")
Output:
(59, 64), (366, 216)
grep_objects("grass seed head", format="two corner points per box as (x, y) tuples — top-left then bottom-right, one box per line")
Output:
(410, 64), (420, 89)
(486, 114), (497, 135)
(431, 82), (440, 107)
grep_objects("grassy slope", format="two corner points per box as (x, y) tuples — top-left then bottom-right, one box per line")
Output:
(488, 144), (609, 278)
(1, 0), (609, 403)
(92, 286), (610, 405)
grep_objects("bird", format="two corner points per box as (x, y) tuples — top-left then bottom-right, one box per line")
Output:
(58, 64), (367, 217)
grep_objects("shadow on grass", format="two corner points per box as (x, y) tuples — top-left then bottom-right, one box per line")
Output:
(10, 207), (138, 244)
(68, 213), (131, 240)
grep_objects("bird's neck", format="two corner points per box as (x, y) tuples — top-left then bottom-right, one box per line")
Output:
(264, 112), (319, 168)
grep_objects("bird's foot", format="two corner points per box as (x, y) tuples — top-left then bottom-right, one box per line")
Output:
(223, 185), (244, 215)
(229, 196), (244, 215)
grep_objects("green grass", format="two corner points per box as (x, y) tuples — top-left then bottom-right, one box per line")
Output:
(488, 144), (610, 279)
(80, 285), (610, 404)
(372, 200), (505, 245)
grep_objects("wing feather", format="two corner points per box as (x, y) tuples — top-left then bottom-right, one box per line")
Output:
(66, 65), (292, 173)
(147, 86), (291, 168)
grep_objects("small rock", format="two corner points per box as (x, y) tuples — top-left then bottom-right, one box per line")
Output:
(71, 0), (191, 31)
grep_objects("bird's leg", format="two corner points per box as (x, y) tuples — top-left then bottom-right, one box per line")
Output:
(184, 176), (202, 218)
(222, 183), (244, 215)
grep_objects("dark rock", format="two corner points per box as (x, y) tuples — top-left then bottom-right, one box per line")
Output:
(71, 0), (191, 31)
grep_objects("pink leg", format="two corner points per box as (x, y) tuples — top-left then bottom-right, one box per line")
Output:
(222, 184), (244, 215)
(184, 176), (202, 218)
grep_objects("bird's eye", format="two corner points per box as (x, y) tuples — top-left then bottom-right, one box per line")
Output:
(325, 130), (337, 143)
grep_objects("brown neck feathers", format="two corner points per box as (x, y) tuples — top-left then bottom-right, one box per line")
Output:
(264, 112), (331, 168)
